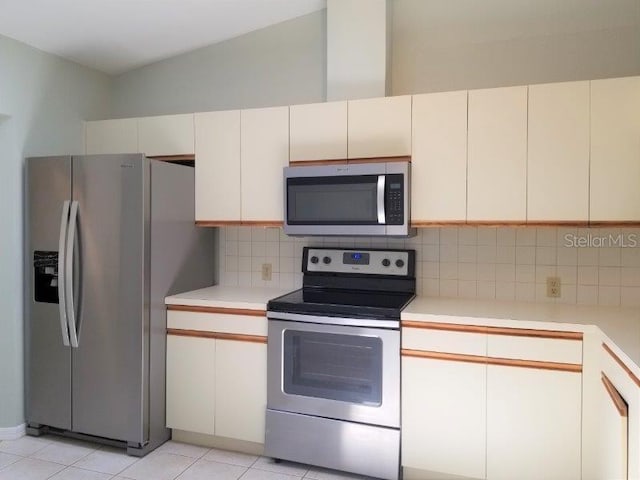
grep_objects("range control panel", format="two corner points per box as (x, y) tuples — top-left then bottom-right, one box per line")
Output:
(304, 247), (413, 276)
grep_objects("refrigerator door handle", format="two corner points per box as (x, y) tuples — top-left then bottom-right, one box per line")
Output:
(66, 200), (80, 348)
(58, 201), (71, 346)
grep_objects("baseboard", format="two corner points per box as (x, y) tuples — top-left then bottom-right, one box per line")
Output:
(0, 424), (26, 440)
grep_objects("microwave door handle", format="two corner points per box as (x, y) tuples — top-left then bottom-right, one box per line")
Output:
(377, 175), (386, 224)
(57, 201), (71, 347)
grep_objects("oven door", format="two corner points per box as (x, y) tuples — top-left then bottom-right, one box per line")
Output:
(267, 319), (400, 428)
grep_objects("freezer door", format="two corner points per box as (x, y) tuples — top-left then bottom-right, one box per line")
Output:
(26, 156), (72, 430)
(71, 154), (148, 444)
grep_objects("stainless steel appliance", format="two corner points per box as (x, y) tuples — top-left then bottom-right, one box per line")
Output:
(265, 247), (415, 480)
(25, 154), (215, 456)
(283, 161), (415, 237)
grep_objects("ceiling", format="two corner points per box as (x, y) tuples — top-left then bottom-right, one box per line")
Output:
(0, 0), (326, 75)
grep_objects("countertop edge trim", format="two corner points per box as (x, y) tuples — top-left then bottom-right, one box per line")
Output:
(402, 320), (583, 340)
(167, 304), (266, 317)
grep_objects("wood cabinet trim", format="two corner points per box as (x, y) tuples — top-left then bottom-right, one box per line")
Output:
(195, 220), (283, 227)
(601, 372), (629, 417)
(148, 154), (195, 162)
(195, 221), (244, 226)
(603, 342), (640, 388)
(289, 156), (411, 167)
(410, 221), (640, 227)
(167, 304), (266, 317)
(402, 348), (582, 372)
(401, 349), (487, 365)
(167, 328), (267, 344)
(402, 321), (583, 340)
(486, 356), (582, 373)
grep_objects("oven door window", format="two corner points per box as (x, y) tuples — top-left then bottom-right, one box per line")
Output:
(287, 175), (379, 225)
(283, 330), (383, 406)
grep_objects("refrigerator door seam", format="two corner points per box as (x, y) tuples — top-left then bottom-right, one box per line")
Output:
(58, 200), (71, 347)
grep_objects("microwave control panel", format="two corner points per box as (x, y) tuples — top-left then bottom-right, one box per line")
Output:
(385, 174), (404, 225)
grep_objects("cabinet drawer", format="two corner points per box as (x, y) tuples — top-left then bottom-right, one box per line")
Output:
(403, 327), (486, 357)
(167, 310), (267, 336)
(488, 334), (582, 364)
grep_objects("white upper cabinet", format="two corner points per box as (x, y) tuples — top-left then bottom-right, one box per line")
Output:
(138, 113), (194, 157)
(348, 96), (412, 158)
(289, 101), (347, 162)
(528, 81), (590, 222)
(241, 106), (289, 222)
(194, 110), (241, 222)
(85, 119), (138, 155)
(590, 76), (640, 222)
(411, 91), (468, 223)
(467, 86), (528, 222)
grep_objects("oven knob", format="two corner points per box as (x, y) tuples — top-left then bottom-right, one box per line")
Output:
(322, 256), (332, 264)
(396, 259), (405, 268)
(310, 256), (319, 264)
(382, 258), (391, 267)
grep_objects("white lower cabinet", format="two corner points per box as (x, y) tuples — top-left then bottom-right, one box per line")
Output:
(166, 335), (216, 435)
(598, 376), (628, 480)
(486, 365), (582, 480)
(215, 339), (267, 443)
(402, 357), (486, 479)
(166, 330), (267, 443)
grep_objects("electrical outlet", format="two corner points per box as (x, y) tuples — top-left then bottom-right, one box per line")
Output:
(261, 263), (272, 281)
(546, 276), (561, 298)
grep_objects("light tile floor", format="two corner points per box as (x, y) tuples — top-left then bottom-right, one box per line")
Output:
(0, 435), (376, 480)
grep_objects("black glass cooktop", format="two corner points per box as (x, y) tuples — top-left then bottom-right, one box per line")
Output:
(267, 288), (415, 320)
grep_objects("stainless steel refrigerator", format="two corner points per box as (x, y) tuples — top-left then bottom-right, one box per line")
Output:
(25, 154), (215, 456)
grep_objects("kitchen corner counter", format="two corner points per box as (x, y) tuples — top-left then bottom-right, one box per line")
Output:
(165, 285), (291, 311)
(403, 296), (640, 371)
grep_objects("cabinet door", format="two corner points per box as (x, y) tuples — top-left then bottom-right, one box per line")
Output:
(138, 114), (194, 157)
(402, 357), (486, 479)
(289, 101), (347, 161)
(598, 376), (628, 480)
(590, 76), (640, 221)
(468, 86), (527, 221)
(486, 366), (581, 480)
(166, 335), (216, 435)
(528, 81), (590, 221)
(194, 110), (241, 222)
(348, 96), (411, 158)
(411, 91), (467, 222)
(240, 106), (289, 222)
(215, 340), (267, 443)
(85, 119), (138, 155)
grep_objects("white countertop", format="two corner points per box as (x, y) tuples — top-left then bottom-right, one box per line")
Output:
(404, 296), (640, 369)
(165, 285), (291, 311)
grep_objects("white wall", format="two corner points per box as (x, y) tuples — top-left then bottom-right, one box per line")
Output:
(110, 11), (326, 118)
(391, 0), (640, 94)
(0, 34), (111, 430)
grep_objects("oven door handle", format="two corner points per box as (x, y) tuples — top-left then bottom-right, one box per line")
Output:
(267, 311), (399, 329)
(376, 175), (386, 224)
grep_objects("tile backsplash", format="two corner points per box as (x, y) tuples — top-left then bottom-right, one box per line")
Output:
(218, 226), (640, 307)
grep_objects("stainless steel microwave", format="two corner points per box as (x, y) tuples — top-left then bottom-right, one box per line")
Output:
(283, 161), (415, 237)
